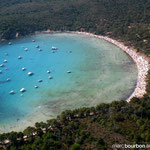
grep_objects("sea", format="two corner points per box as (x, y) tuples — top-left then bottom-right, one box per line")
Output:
(0, 33), (137, 133)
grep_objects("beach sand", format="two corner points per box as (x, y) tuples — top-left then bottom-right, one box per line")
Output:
(68, 31), (149, 102)
(0, 31), (148, 133)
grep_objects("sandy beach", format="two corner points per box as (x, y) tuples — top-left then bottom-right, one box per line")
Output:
(68, 31), (149, 102)
(0, 31), (148, 134)
(3, 29), (149, 102)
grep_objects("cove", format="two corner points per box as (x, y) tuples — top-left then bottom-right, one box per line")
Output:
(0, 33), (138, 133)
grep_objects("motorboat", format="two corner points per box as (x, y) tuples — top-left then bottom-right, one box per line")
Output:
(67, 70), (71, 73)
(24, 48), (28, 51)
(38, 79), (43, 82)
(0, 64), (4, 67)
(18, 56), (22, 59)
(3, 60), (7, 63)
(47, 70), (51, 73)
(20, 88), (26, 92)
(35, 85), (39, 88)
(28, 72), (33, 76)
(51, 46), (57, 50)
(48, 76), (53, 79)
(9, 90), (15, 94)
(22, 68), (26, 71)
(7, 78), (11, 81)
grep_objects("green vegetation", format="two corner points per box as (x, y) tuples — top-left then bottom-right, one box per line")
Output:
(0, 0), (150, 55)
(1, 96), (150, 149)
(0, 0), (150, 149)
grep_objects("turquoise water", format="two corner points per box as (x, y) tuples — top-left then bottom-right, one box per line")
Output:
(0, 33), (137, 132)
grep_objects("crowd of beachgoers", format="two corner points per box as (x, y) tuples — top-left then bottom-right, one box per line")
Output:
(70, 31), (149, 102)
(2, 30), (149, 102)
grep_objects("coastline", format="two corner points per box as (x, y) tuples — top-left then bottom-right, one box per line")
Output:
(1, 30), (149, 102)
(0, 31), (149, 134)
(6, 30), (149, 102)
(67, 31), (149, 102)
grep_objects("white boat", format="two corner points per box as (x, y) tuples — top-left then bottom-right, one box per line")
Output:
(8, 42), (12, 45)
(20, 88), (25, 92)
(3, 60), (7, 63)
(7, 78), (11, 81)
(22, 68), (26, 71)
(32, 40), (35, 42)
(24, 48), (28, 51)
(18, 56), (22, 59)
(48, 76), (53, 79)
(36, 45), (39, 48)
(28, 72), (33, 76)
(67, 70), (71, 73)
(0, 64), (4, 67)
(38, 79), (43, 82)
(9, 90), (14, 94)
(47, 70), (51, 73)
(35, 85), (39, 88)
(0, 70), (2, 73)
(51, 46), (57, 50)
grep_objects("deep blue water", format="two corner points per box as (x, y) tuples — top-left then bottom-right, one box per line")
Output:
(0, 33), (137, 132)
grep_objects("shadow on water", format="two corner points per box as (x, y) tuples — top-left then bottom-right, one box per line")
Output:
(0, 81), (7, 84)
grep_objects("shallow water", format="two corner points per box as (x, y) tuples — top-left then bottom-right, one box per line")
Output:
(0, 33), (137, 133)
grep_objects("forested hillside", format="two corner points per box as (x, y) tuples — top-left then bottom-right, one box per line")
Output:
(0, 0), (150, 55)
(0, 0), (150, 149)
(1, 96), (150, 150)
